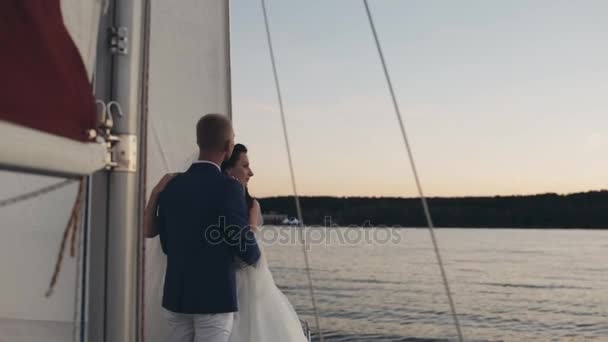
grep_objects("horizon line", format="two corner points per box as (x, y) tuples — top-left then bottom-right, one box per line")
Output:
(257, 188), (608, 200)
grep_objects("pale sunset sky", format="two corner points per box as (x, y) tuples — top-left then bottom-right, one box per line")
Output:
(229, 0), (607, 198)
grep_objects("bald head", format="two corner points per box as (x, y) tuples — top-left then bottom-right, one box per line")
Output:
(196, 114), (234, 154)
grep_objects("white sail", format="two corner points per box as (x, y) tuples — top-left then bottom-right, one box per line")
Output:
(61, 0), (104, 78)
(144, 1), (232, 341)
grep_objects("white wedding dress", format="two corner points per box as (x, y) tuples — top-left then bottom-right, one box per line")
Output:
(145, 211), (308, 342)
(228, 212), (308, 342)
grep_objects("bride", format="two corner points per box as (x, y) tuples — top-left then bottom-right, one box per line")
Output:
(144, 143), (308, 342)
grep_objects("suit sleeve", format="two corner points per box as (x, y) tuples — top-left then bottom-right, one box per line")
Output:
(221, 178), (261, 265)
(157, 190), (169, 255)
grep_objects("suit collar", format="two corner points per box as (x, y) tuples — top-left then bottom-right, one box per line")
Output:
(187, 161), (222, 174)
(191, 160), (221, 172)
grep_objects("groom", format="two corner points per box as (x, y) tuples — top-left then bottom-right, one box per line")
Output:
(156, 113), (261, 342)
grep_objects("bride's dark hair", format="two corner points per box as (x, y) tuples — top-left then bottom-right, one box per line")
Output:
(221, 143), (254, 210)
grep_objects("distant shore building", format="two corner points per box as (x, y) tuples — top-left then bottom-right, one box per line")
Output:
(262, 212), (288, 225)
(282, 217), (300, 225)
(262, 212), (301, 225)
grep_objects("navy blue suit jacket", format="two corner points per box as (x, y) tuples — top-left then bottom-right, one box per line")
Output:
(157, 162), (261, 314)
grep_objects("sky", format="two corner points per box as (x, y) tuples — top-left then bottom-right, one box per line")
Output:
(229, 0), (608, 198)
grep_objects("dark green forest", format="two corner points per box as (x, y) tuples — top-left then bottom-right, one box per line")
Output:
(259, 190), (608, 228)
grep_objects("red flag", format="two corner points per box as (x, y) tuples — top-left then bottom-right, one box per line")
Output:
(0, 0), (97, 142)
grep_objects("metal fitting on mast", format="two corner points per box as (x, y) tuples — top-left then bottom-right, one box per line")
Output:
(109, 27), (129, 55)
(93, 100), (137, 172)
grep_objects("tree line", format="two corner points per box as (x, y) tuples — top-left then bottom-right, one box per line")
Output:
(258, 190), (608, 228)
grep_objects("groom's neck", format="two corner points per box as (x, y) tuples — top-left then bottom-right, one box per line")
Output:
(198, 150), (224, 167)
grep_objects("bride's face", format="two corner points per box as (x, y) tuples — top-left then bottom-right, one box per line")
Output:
(227, 152), (254, 185)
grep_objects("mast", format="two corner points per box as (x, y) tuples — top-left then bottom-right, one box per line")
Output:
(87, 0), (149, 341)
(106, 0), (147, 340)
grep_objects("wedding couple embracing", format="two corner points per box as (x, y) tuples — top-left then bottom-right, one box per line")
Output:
(144, 114), (308, 342)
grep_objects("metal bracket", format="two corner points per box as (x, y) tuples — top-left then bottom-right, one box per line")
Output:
(93, 100), (135, 172)
(110, 134), (137, 172)
(109, 27), (129, 55)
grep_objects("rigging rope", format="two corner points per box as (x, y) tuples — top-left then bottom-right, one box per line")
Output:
(0, 179), (75, 208)
(151, 120), (173, 172)
(45, 177), (87, 297)
(259, 0), (325, 340)
(362, 1), (465, 341)
(72, 188), (86, 342)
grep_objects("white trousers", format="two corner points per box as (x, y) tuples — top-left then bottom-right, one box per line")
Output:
(163, 309), (234, 342)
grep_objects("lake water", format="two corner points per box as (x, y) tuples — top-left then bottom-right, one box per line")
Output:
(262, 228), (608, 341)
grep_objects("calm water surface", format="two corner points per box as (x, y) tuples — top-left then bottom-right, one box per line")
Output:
(262, 228), (608, 341)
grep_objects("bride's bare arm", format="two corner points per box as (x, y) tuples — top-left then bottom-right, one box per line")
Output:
(144, 174), (177, 238)
(249, 199), (262, 232)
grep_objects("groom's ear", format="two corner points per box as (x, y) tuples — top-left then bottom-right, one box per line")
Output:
(224, 140), (233, 159)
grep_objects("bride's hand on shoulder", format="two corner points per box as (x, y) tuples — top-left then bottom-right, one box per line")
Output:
(144, 173), (177, 238)
(152, 173), (177, 194)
